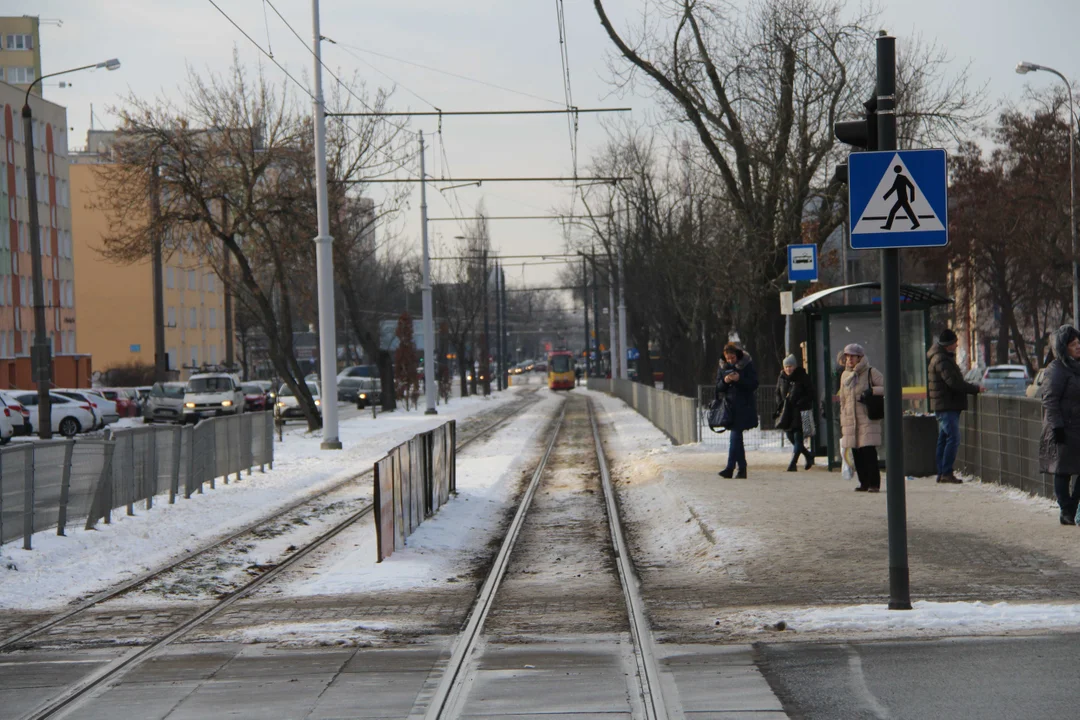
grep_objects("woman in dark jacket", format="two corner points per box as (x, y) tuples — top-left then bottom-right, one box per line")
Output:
(1040, 325), (1080, 525)
(774, 355), (815, 472)
(716, 343), (759, 478)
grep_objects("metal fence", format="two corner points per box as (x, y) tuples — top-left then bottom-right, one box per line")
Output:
(696, 384), (786, 449)
(588, 378), (699, 445)
(956, 394), (1051, 498)
(0, 412), (275, 549)
(374, 420), (457, 562)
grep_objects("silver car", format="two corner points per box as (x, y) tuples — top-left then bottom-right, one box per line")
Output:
(143, 382), (187, 423)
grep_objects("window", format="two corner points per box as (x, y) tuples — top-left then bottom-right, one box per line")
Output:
(208, 308), (217, 329)
(187, 270), (196, 290)
(167, 347), (177, 371)
(6, 34), (33, 50)
(206, 274), (215, 293)
(167, 306), (176, 327)
(209, 344), (217, 364)
(190, 346), (199, 367)
(189, 307), (197, 329)
(166, 267), (174, 289)
(6, 67), (35, 85)
(66, 282), (73, 308)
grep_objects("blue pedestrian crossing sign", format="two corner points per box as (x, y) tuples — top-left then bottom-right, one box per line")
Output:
(787, 244), (818, 283)
(848, 149), (948, 250)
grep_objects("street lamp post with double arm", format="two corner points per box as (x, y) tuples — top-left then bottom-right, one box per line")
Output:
(1016, 61), (1078, 329)
(22, 59), (119, 437)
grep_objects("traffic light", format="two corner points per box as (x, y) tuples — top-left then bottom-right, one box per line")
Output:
(833, 93), (878, 151)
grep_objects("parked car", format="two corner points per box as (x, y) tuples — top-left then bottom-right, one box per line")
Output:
(143, 382), (187, 423)
(980, 365), (1032, 396)
(55, 389), (110, 429)
(275, 382), (321, 421)
(0, 391), (32, 436)
(14, 392), (96, 437)
(85, 390), (120, 427)
(98, 388), (139, 418)
(241, 383), (268, 411)
(183, 373), (245, 423)
(338, 376), (381, 408)
(338, 365), (378, 380)
(0, 395), (18, 444)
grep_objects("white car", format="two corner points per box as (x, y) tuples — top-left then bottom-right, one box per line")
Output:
(13, 392), (96, 437)
(183, 373), (245, 423)
(275, 381), (321, 422)
(56, 389), (118, 429)
(0, 394), (17, 444)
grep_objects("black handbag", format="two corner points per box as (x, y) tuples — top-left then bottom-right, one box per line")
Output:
(707, 398), (733, 433)
(860, 367), (885, 420)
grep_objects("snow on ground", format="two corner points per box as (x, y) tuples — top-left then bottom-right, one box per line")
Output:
(0, 390), (523, 610)
(717, 600), (1080, 640)
(266, 388), (564, 598)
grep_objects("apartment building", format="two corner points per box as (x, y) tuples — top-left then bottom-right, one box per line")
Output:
(71, 132), (229, 381)
(0, 78), (83, 388)
(0, 16), (41, 96)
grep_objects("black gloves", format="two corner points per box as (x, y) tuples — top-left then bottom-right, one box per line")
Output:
(1054, 427), (1067, 445)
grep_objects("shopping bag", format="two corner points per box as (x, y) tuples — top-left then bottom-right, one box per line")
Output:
(841, 447), (855, 482)
(707, 399), (732, 433)
(801, 409), (816, 437)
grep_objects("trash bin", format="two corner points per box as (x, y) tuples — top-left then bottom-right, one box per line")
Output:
(902, 414), (938, 477)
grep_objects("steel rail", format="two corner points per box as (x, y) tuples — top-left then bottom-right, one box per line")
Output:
(420, 402), (568, 720)
(1, 391), (540, 653)
(20, 391), (544, 720)
(588, 398), (670, 720)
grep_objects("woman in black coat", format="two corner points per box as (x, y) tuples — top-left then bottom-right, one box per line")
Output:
(774, 355), (815, 472)
(1041, 325), (1080, 525)
(716, 343), (759, 478)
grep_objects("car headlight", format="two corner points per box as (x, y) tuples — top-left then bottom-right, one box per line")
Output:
(221, 400), (233, 407)
(315, 399), (321, 406)
(359, 393), (367, 399)
(185, 402), (196, 409)
(269, 392), (276, 399)
(277, 401), (285, 407)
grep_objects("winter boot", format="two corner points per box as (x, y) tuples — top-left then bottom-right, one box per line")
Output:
(937, 473), (962, 484)
(787, 459), (798, 472)
(735, 469), (747, 479)
(804, 453), (815, 470)
(718, 468), (735, 479)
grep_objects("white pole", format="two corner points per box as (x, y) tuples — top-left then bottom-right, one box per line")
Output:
(311, 0), (341, 449)
(420, 132), (437, 414)
(618, 202), (629, 379)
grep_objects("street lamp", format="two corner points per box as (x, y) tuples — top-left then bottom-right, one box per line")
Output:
(1016, 60), (1078, 329)
(23, 58), (119, 438)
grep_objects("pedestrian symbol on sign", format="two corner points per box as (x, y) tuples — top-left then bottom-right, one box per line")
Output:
(852, 153), (944, 236)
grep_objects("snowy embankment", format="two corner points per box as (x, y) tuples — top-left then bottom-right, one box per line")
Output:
(0, 390), (522, 610)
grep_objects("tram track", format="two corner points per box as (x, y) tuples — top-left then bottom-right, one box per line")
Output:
(2, 390), (540, 658)
(418, 394), (672, 720)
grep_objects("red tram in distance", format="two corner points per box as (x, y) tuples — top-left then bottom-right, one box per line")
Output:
(547, 350), (576, 390)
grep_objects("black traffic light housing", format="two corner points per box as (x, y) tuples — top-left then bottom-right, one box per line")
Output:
(834, 93), (879, 151)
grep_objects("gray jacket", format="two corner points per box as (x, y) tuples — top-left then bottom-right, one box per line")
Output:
(1040, 326), (1080, 475)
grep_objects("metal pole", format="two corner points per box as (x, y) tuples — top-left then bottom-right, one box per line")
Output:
(592, 253), (601, 378)
(420, 132), (437, 414)
(1069, 83), (1078, 329)
(151, 165), (167, 383)
(22, 101), (51, 438)
(619, 202), (629, 380)
(501, 265), (508, 388)
(482, 250), (490, 395)
(311, 0), (341, 449)
(608, 256), (617, 379)
(583, 254), (590, 377)
(877, 31), (911, 610)
(496, 261), (504, 391)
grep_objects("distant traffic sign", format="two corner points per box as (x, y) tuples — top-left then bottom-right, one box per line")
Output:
(849, 149), (948, 250)
(787, 244), (818, 283)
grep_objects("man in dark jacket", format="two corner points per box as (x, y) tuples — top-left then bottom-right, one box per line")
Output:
(927, 328), (983, 484)
(1040, 325), (1080, 525)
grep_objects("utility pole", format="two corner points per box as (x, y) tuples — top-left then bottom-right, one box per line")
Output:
(582, 254), (590, 378)
(619, 202), (628, 379)
(501, 264), (508, 388)
(311, 0), (341, 449)
(877, 31), (910, 611)
(495, 261), (504, 391)
(419, 131), (436, 414)
(151, 164), (167, 384)
(591, 252), (600, 378)
(222, 204), (234, 370)
(482, 250), (490, 395)
(608, 255), (617, 380)
(23, 98), (51, 437)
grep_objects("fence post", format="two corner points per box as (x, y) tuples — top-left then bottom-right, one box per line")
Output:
(0, 447), (4, 543)
(23, 447), (34, 550)
(57, 440), (74, 536)
(170, 425), (181, 504)
(125, 433), (135, 516)
(146, 428), (157, 511)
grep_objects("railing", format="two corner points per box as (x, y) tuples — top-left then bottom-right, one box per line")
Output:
(0, 412), (275, 549)
(695, 384), (786, 449)
(957, 394), (1051, 498)
(588, 378), (699, 445)
(374, 420), (456, 562)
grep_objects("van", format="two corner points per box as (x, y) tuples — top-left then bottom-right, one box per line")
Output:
(183, 373), (244, 423)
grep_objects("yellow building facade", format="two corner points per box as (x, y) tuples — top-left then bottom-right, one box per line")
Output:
(71, 140), (229, 381)
(0, 16), (42, 96)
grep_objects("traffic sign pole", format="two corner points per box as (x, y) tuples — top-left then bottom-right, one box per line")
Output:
(877, 31), (911, 611)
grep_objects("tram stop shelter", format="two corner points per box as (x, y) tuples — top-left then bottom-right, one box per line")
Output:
(792, 282), (952, 471)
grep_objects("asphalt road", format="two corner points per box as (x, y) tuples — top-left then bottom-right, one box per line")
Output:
(759, 632), (1080, 719)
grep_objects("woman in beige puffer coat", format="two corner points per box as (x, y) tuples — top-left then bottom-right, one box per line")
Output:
(837, 344), (884, 491)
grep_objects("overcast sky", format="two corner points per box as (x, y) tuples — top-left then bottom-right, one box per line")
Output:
(16, 0), (1080, 294)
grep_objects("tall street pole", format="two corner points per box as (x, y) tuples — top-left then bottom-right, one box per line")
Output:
(501, 264), (508, 388)
(419, 131), (436, 414)
(495, 261), (504, 391)
(591, 252), (600, 378)
(877, 31), (910, 610)
(482, 250), (490, 395)
(582, 254), (590, 377)
(608, 255), (617, 379)
(222, 203), (234, 370)
(619, 201), (629, 379)
(22, 99), (52, 438)
(151, 164), (167, 384)
(311, 0), (341, 449)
